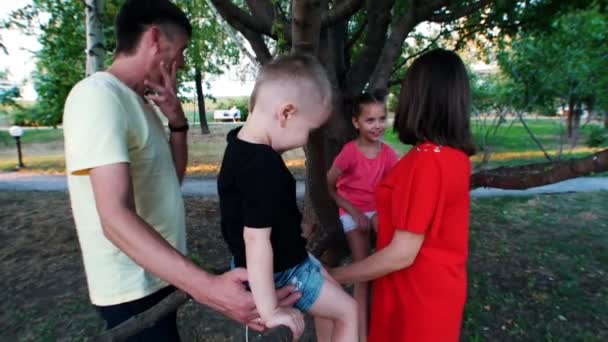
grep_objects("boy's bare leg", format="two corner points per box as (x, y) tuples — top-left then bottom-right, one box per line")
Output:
(314, 316), (334, 342)
(309, 268), (358, 342)
(346, 228), (371, 342)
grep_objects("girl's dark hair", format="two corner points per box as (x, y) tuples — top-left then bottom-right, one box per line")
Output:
(351, 91), (387, 118)
(394, 49), (476, 156)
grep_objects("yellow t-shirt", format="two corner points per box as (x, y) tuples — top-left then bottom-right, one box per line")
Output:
(63, 71), (186, 306)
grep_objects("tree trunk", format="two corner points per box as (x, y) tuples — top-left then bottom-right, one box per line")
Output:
(194, 67), (210, 134)
(570, 102), (583, 148)
(604, 112), (608, 129)
(85, 0), (105, 76)
(566, 97), (574, 138)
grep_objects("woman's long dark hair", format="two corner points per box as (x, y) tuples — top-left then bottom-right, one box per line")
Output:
(394, 49), (476, 156)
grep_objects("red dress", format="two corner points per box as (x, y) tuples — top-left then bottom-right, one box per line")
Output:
(369, 143), (471, 342)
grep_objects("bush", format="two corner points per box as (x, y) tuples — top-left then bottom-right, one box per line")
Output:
(10, 105), (59, 127)
(586, 125), (607, 147)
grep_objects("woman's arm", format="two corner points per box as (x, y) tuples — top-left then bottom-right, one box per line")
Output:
(332, 230), (425, 284)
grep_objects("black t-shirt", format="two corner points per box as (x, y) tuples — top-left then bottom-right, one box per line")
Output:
(218, 128), (308, 272)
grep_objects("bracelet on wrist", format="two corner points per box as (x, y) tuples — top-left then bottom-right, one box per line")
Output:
(168, 119), (189, 133)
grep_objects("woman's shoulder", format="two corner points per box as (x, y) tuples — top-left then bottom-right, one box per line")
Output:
(399, 143), (469, 169)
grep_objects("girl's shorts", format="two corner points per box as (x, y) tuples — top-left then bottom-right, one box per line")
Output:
(340, 211), (376, 233)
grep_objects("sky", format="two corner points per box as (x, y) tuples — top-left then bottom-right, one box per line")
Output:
(0, 0), (254, 101)
(0, 0), (39, 100)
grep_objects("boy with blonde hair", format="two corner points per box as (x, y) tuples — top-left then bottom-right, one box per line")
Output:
(218, 53), (358, 341)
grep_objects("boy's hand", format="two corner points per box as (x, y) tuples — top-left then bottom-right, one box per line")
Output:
(266, 307), (305, 341)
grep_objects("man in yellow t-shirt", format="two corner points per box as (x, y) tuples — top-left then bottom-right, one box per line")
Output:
(63, 1), (299, 340)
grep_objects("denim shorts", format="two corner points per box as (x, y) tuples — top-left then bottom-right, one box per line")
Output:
(231, 254), (325, 312)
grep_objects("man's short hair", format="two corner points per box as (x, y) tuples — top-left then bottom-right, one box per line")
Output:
(249, 53), (333, 113)
(114, 0), (192, 55)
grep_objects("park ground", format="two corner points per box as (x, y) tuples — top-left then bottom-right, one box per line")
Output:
(0, 116), (607, 341)
(1, 117), (606, 178)
(0, 191), (606, 341)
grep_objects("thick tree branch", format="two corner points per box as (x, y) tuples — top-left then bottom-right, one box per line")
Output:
(211, 0), (272, 64)
(344, 0), (394, 97)
(368, 0), (494, 92)
(208, 3), (259, 66)
(389, 27), (446, 77)
(471, 149), (608, 189)
(367, 0), (446, 92)
(292, 0), (323, 53)
(210, 0), (272, 36)
(322, 0), (365, 27)
(245, 0), (292, 44)
(95, 268), (294, 341)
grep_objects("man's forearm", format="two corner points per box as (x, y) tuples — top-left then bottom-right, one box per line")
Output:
(169, 131), (188, 183)
(100, 206), (211, 298)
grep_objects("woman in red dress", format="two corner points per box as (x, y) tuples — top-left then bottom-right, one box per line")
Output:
(331, 49), (476, 341)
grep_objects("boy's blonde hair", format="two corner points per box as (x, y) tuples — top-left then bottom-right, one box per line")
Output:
(249, 53), (333, 113)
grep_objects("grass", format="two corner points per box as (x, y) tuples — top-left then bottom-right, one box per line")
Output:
(1, 191), (606, 341)
(462, 193), (608, 341)
(0, 128), (64, 145)
(0, 118), (606, 176)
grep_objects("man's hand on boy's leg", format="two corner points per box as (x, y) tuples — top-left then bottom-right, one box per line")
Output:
(265, 307), (305, 341)
(192, 268), (264, 329)
(277, 284), (302, 307)
(196, 268), (302, 332)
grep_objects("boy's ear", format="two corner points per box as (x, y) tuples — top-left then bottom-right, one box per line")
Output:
(277, 103), (297, 128)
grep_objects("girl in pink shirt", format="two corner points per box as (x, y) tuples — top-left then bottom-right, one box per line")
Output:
(327, 92), (398, 340)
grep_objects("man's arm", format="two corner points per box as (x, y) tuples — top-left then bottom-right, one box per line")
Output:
(169, 129), (187, 183)
(90, 162), (263, 328)
(145, 61), (187, 184)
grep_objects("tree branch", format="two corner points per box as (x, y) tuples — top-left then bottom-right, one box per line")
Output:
(367, 0), (446, 92)
(245, 0), (292, 44)
(210, 0), (272, 64)
(344, 0), (394, 97)
(368, 0), (494, 92)
(208, 3), (259, 66)
(389, 27), (446, 77)
(95, 268), (294, 341)
(471, 148), (608, 189)
(210, 0), (272, 36)
(292, 0), (323, 53)
(322, 0), (365, 27)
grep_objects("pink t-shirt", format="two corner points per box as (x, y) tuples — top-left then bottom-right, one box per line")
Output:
(333, 141), (399, 215)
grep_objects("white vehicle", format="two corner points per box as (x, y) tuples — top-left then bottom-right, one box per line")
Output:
(213, 106), (241, 122)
